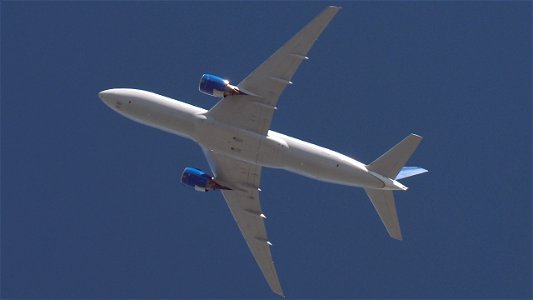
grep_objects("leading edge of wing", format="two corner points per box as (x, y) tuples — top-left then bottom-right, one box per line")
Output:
(202, 148), (285, 296)
(237, 6), (341, 104)
(206, 6), (341, 136)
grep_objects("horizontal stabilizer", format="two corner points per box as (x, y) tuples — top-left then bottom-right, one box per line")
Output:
(368, 134), (423, 179)
(395, 166), (428, 180)
(365, 189), (402, 240)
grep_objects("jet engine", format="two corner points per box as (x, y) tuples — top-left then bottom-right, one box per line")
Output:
(180, 167), (231, 192)
(198, 74), (246, 97)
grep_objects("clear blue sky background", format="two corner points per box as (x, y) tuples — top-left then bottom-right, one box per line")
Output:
(2, 2), (531, 298)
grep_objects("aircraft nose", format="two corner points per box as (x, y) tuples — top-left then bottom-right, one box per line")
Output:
(99, 89), (127, 110)
(98, 89), (115, 105)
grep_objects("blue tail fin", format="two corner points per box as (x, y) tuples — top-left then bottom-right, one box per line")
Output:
(395, 166), (428, 180)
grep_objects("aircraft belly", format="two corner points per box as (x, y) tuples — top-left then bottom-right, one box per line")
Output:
(197, 121), (285, 168)
(285, 157), (383, 188)
(273, 132), (385, 189)
(198, 125), (383, 188)
(131, 105), (196, 138)
(110, 92), (205, 140)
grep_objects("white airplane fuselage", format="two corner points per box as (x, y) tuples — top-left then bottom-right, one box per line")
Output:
(100, 88), (406, 191)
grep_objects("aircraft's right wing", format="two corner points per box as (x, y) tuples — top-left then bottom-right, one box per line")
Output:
(206, 6), (341, 135)
(202, 148), (284, 297)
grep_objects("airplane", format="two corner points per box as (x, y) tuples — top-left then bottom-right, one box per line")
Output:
(99, 6), (427, 297)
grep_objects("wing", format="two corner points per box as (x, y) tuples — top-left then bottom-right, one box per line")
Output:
(202, 148), (284, 297)
(207, 6), (341, 135)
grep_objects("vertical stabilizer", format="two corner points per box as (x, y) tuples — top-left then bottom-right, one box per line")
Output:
(368, 134), (422, 179)
(365, 189), (402, 240)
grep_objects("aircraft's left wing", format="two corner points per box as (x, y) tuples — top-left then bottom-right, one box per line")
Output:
(207, 6), (341, 135)
(202, 148), (284, 297)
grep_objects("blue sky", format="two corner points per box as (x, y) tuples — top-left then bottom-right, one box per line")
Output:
(2, 2), (531, 298)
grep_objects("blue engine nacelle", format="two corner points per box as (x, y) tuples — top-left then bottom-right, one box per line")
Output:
(180, 167), (230, 192)
(198, 74), (246, 97)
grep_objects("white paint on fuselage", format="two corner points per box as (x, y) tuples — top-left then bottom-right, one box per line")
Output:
(99, 88), (206, 140)
(99, 88), (390, 190)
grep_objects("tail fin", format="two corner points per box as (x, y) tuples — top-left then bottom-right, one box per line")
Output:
(367, 134), (423, 179)
(395, 166), (428, 180)
(365, 134), (425, 240)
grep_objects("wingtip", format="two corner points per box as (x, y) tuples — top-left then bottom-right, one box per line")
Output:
(390, 228), (403, 240)
(392, 235), (403, 241)
(271, 281), (285, 297)
(410, 133), (423, 140)
(271, 280), (285, 297)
